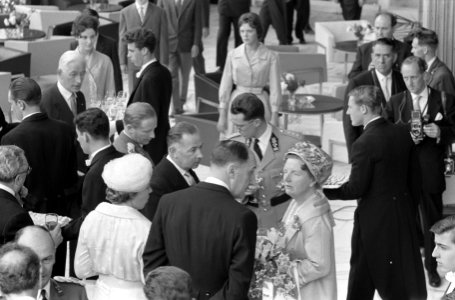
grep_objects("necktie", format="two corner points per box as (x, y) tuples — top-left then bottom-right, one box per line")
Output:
(41, 289), (48, 300)
(383, 76), (390, 102)
(184, 172), (195, 186)
(413, 95), (422, 112)
(69, 93), (77, 116)
(139, 6), (145, 23)
(253, 138), (263, 161)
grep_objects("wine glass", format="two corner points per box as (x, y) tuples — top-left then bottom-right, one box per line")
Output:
(45, 213), (58, 231)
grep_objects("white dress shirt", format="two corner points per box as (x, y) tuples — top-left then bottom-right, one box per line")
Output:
(166, 155), (194, 186)
(57, 81), (75, 111)
(375, 69), (392, 102)
(136, 59), (156, 78)
(205, 176), (230, 192)
(411, 87), (430, 115)
(255, 124), (272, 156)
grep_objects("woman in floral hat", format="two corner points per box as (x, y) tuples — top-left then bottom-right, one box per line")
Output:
(281, 141), (337, 299)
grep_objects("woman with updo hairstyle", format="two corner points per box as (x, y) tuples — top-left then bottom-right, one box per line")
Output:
(217, 12), (282, 138)
(75, 153), (153, 300)
(280, 141), (337, 299)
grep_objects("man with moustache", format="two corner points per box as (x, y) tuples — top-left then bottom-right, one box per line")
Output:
(142, 122), (203, 220)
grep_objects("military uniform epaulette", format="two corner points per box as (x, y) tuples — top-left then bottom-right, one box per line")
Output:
(277, 128), (304, 140)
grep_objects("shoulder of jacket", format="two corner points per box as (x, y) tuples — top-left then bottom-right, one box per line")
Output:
(275, 127), (304, 141)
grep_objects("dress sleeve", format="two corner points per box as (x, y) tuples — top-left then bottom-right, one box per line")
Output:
(74, 218), (96, 279)
(105, 56), (116, 96)
(268, 51), (282, 113)
(219, 51), (234, 110)
(118, 11), (127, 66)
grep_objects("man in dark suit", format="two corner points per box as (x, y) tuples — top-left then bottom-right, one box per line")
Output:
(216, 0), (250, 70)
(192, 0), (209, 75)
(324, 85), (427, 300)
(123, 28), (172, 164)
(119, 0), (169, 91)
(338, 0), (362, 20)
(286, 0), (310, 44)
(260, 0), (287, 45)
(411, 29), (455, 96)
(142, 121), (202, 220)
(343, 38), (407, 159)
(63, 108), (123, 240)
(385, 56), (455, 288)
(349, 12), (412, 79)
(16, 226), (88, 300)
(143, 140), (257, 300)
(158, 0), (203, 114)
(0, 146), (34, 246)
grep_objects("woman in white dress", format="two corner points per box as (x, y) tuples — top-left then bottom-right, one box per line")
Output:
(72, 14), (115, 103)
(281, 141), (337, 300)
(75, 153), (153, 300)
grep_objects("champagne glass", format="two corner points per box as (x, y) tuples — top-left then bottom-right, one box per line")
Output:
(45, 213), (58, 231)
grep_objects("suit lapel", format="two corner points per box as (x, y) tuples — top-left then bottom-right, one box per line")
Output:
(188, 168), (199, 183)
(179, 0), (191, 18)
(258, 129), (279, 170)
(426, 88), (442, 120)
(370, 70), (386, 106)
(162, 158), (190, 187)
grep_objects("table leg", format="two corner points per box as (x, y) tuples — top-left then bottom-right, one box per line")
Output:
(284, 114), (289, 129)
(320, 114), (325, 140)
(343, 53), (348, 83)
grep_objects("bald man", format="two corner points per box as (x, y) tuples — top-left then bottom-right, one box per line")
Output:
(15, 226), (88, 300)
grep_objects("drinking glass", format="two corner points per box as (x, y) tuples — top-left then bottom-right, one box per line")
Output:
(45, 213), (58, 231)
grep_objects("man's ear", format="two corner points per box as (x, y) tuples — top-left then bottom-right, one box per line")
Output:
(360, 104), (368, 114)
(227, 163), (237, 179)
(17, 100), (26, 110)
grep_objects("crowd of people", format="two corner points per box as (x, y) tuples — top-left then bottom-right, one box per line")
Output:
(0, 1), (454, 300)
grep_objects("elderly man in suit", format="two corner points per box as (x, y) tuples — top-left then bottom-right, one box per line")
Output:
(122, 28), (172, 164)
(16, 226), (88, 300)
(343, 38), (407, 159)
(0, 146), (34, 246)
(158, 0), (202, 115)
(143, 140), (257, 300)
(119, 0), (169, 91)
(142, 121), (202, 220)
(349, 12), (412, 79)
(2, 78), (78, 215)
(216, 0), (250, 70)
(324, 85), (427, 300)
(411, 29), (455, 96)
(229, 93), (304, 229)
(385, 56), (455, 288)
(63, 108), (123, 240)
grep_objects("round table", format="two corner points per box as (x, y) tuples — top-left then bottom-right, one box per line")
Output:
(280, 93), (344, 134)
(334, 40), (359, 82)
(0, 28), (46, 43)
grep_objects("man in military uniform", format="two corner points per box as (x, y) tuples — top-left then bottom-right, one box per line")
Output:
(228, 93), (304, 229)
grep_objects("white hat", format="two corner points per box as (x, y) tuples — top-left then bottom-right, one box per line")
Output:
(102, 153), (153, 192)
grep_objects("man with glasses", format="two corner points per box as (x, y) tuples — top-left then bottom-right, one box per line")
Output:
(228, 93), (304, 229)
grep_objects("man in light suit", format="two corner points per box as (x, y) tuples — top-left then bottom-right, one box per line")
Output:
(143, 140), (257, 300)
(349, 12), (412, 79)
(324, 85), (427, 300)
(123, 29), (172, 164)
(158, 0), (202, 114)
(343, 38), (407, 159)
(119, 0), (169, 91)
(229, 93), (304, 229)
(16, 226), (88, 300)
(385, 56), (455, 288)
(142, 121), (202, 220)
(411, 29), (455, 97)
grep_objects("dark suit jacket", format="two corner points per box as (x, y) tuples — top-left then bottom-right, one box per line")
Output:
(1, 113), (78, 214)
(143, 182), (257, 300)
(63, 146), (123, 240)
(0, 189), (33, 246)
(343, 69), (407, 159)
(348, 39), (412, 79)
(128, 61), (172, 164)
(426, 57), (455, 97)
(385, 87), (455, 193)
(49, 278), (88, 300)
(142, 157), (199, 220)
(70, 35), (123, 93)
(324, 118), (427, 300)
(218, 0), (250, 17)
(0, 105), (17, 141)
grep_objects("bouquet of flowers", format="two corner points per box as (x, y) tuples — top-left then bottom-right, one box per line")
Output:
(0, 0), (16, 14)
(4, 10), (33, 28)
(347, 23), (373, 41)
(281, 73), (305, 96)
(249, 227), (301, 300)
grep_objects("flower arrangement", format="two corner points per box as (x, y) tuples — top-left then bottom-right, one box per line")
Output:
(347, 23), (373, 41)
(4, 10), (32, 28)
(249, 227), (300, 300)
(282, 73), (305, 96)
(0, 0), (16, 14)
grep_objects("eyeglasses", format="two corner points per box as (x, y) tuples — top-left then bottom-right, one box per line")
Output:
(17, 166), (32, 176)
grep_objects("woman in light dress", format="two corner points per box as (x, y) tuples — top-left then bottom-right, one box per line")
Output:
(72, 14), (115, 103)
(217, 12), (282, 138)
(75, 153), (152, 300)
(281, 141), (337, 300)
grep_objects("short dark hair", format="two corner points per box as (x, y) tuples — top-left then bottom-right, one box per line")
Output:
(123, 102), (156, 128)
(375, 11), (397, 27)
(75, 108), (110, 140)
(123, 28), (156, 55)
(0, 243), (40, 295)
(230, 93), (265, 121)
(81, 7), (99, 19)
(431, 215), (455, 244)
(9, 77), (41, 106)
(401, 56), (427, 74)
(210, 140), (249, 167)
(167, 122), (199, 147)
(144, 266), (192, 300)
(72, 14), (99, 36)
(372, 37), (397, 53)
(414, 29), (439, 51)
(348, 85), (382, 114)
(238, 12), (263, 40)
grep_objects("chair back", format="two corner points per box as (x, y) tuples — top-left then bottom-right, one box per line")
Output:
(194, 72), (221, 113)
(266, 45), (299, 53)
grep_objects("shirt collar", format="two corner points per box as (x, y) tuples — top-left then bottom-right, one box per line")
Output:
(86, 144), (111, 166)
(256, 124), (272, 153)
(411, 86), (429, 101)
(38, 281), (51, 300)
(0, 183), (16, 198)
(374, 69), (392, 81)
(166, 155), (188, 177)
(135, 1), (148, 13)
(57, 81), (73, 102)
(22, 112), (41, 121)
(426, 57), (437, 71)
(364, 116), (382, 129)
(205, 176), (230, 192)
(136, 58), (156, 78)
